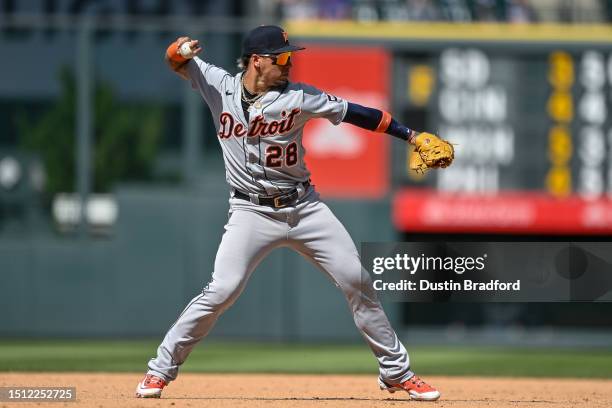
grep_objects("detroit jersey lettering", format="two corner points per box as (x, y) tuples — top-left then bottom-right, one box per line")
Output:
(186, 56), (347, 196)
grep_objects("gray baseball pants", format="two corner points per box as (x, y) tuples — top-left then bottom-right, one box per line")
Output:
(147, 187), (412, 383)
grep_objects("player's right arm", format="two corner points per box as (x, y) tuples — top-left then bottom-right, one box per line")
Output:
(165, 37), (201, 80)
(165, 36), (232, 108)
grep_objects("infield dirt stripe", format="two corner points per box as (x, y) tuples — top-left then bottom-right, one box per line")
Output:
(1, 373), (611, 407)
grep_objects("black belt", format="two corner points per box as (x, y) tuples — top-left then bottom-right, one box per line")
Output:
(234, 181), (310, 208)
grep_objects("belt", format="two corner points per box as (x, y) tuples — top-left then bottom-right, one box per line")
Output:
(234, 181), (310, 208)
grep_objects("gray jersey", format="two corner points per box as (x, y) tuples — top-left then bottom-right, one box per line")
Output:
(186, 56), (348, 196)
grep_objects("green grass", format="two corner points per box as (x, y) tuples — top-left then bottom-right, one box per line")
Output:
(1, 340), (612, 378)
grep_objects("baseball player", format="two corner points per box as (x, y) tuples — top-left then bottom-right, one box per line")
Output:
(136, 25), (453, 401)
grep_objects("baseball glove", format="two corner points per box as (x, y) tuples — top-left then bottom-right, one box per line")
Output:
(410, 132), (454, 174)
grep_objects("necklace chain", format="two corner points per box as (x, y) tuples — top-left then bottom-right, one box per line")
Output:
(241, 75), (265, 105)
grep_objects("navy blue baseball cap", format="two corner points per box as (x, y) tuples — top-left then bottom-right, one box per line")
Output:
(242, 25), (305, 56)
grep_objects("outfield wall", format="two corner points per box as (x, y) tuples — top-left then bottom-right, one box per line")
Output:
(0, 181), (397, 339)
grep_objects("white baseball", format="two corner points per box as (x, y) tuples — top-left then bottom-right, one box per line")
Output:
(179, 42), (194, 59)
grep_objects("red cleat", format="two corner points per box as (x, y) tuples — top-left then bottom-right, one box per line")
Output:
(379, 375), (441, 401)
(135, 374), (167, 398)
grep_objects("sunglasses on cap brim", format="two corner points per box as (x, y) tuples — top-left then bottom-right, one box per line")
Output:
(258, 52), (292, 66)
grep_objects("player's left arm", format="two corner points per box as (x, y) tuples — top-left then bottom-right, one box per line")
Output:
(302, 88), (417, 144)
(342, 102), (454, 172)
(300, 86), (453, 172)
(342, 102), (417, 143)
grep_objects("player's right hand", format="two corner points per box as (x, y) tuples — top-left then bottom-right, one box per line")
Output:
(165, 37), (202, 80)
(166, 37), (202, 65)
(175, 37), (203, 57)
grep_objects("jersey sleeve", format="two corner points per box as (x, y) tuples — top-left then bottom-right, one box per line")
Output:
(300, 84), (348, 125)
(185, 56), (231, 104)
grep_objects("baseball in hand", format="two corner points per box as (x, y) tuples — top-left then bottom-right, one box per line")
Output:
(179, 42), (195, 59)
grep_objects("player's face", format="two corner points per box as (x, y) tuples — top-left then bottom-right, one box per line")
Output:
(256, 53), (292, 88)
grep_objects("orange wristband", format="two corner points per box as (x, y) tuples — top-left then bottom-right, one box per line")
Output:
(166, 41), (187, 63)
(374, 111), (392, 133)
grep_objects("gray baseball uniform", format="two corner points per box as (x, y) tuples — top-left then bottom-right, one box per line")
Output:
(147, 56), (413, 384)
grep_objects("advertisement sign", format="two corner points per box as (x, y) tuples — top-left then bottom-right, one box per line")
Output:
(291, 46), (390, 198)
(393, 189), (612, 234)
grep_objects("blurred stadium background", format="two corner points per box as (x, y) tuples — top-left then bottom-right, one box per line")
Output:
(1, 0), (612, 376)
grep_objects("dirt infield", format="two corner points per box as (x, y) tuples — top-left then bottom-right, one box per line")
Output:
(1, 373), (611, 408)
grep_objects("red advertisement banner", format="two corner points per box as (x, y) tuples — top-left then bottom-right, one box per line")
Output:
(291, 45), (390, 199)
(393, 189), (612, 235)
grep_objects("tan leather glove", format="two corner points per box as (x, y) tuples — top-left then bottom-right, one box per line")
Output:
(411, 132), (454, 172)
